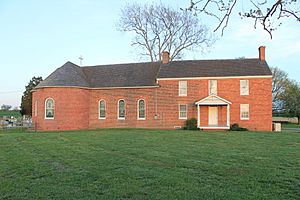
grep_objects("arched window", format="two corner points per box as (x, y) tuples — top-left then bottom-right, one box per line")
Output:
(99, 100), (106, 119)
(45, 98), (54, 119)
(118, 99), (125, 119)
(138, 99), (145, 119)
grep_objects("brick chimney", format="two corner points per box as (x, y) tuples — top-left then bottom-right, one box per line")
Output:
(259, 46), (266, 61)
(161, 51), (170, 64)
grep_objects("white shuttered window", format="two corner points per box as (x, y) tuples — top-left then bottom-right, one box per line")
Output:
(240, 104), (249, 120)
(240, 80), (249, 95)
(178, 81), (187, 96)
(209, 80), (217, 95)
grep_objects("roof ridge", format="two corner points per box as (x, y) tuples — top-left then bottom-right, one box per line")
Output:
(81, 58), (260, 68)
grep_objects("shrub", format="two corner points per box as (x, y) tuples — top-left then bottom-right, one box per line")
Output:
(184, 118), (198, 130)
(230, 123), (248, 131)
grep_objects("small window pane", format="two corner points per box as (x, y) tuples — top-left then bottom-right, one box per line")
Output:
(118, 100), (125, 118)
(209, 80), (217, 95)
(46, 109), (54, 118)
(179, 81), (187, 96)
(138, 100), (145, 119)
(240, 80), (249, 95)
(99, 100), (106, 118)
(179, 104), (187, 119)
(45, 99), (54, 119)
(240, 104), (249, 120)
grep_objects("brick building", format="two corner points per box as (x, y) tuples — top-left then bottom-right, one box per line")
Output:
(32, 46), (272, 131)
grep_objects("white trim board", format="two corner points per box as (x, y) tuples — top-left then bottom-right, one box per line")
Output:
(198, 126), (230, 130)
(157, 75), (272, 81)
(33, 85), (159, 91)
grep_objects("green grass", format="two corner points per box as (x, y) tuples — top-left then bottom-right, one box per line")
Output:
(282, 123), (300, 129)
(0, 129), (299, 199)
(0, 110), (21, 118)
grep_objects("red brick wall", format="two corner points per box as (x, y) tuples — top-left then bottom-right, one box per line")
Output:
(32, 77), (272, 131)
(88, 88), (164, 129)
(156, 78), (272, 131)
(32, 88), (90, 131)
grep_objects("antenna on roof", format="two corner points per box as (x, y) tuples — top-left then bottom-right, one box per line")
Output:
(79, 55), (83, 66)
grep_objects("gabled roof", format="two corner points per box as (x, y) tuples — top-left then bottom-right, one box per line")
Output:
(35, 58), (272, 89)
(195, 95), (232, 105)
(158, 59), (272, 79)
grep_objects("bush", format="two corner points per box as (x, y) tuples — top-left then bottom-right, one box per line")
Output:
(184, 118), (198, 130)
(230, 123), (248, 131)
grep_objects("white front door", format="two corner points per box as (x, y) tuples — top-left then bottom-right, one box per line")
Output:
(209, 106), (218, 126)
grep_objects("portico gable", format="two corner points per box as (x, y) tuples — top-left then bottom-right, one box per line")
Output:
(195, 95), (232, 130)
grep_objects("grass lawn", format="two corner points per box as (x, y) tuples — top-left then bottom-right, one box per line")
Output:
(282, 123), (300, 129)
(0, 129), (299, 199)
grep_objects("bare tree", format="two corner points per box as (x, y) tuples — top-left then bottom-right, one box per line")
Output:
(271, 67), (289, 112)
(117, 3), (215, 62)
(186, 0), (300, 39)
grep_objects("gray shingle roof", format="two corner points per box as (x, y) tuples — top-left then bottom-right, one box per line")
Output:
(158, 59), (272, 78)
(83, 62), (160, 87)
(36, 58), (271, 89)
(36, 61), (89, 88)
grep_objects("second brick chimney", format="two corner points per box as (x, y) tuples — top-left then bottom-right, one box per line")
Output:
(161, 51), (170, 64)
(259, 46), (266, 61)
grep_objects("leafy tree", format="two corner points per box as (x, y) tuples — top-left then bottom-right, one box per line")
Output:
(0, 104), (12, 111)
(280, 80), (300, 124)
(186, 0), (300, 38)
(20, 76), (43, 116)
(117, 2), (215, 62)
(270, 67), (289, 112)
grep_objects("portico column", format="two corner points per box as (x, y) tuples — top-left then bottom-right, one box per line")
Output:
(227, 104), (230, 127)
(197, 104), (200, 128)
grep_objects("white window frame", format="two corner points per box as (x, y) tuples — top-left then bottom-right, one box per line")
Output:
(34, 101), (38, 117)
(98, 100), (106, 119)
(178, 81), (187, 96)
(179, 104), (187, 119)
(240, 80), (249, 96)
(240, 104), (249, 120)
(118, 99), (125, 120)
(137, 99), (146, 120)
(209, 80), (217, 95)
(45, 98), (54, 119)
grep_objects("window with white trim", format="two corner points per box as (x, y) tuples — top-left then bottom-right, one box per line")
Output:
(45, 98), (54, 119)
(179, 104), (187, 119)
(138, 99), (145, 119)
(178, 81), (187, 96)
(240, 80), (249, 95)
(240, 104), (249, 120)
(209, 80), (217, 95)
(99, 100), (106, 119)
(118, 99), (125, 119)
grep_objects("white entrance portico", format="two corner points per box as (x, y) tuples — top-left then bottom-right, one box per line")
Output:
(195, 95), (232, 129)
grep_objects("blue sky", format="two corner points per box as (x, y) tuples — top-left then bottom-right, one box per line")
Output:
(0, 0), (299, 108)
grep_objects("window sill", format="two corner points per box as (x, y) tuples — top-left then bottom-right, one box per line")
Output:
(240, 118), (249, 120)
(138, 118), (146, 120)
(179, 117), (187, 120)
(99, 117), (106, 120)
